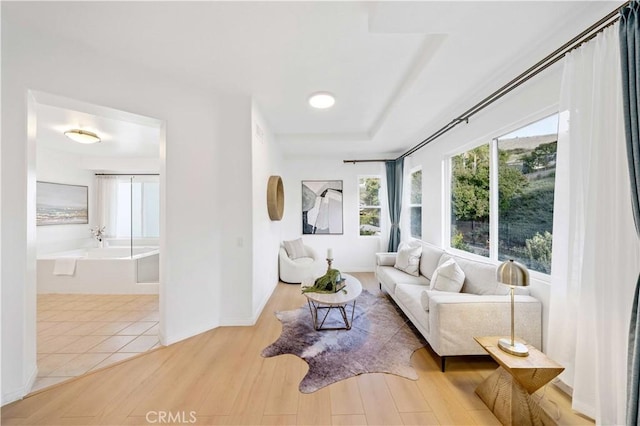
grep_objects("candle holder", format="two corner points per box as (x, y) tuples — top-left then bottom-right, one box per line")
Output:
(326, 258), (333, 272)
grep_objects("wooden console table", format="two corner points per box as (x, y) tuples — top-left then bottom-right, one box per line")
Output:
(474, 336), (564, 426)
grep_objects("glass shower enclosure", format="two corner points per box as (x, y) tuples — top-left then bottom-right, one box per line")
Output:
(96, 174), (160, 283)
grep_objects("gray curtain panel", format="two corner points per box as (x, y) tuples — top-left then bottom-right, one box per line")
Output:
(620, 3), (640, 424)
(385, 159), (404, 252)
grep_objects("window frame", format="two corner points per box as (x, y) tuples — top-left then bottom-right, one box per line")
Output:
(357, 174), (382, 238)
(408, 166), (422, 239)
(114, 177), (160, 239)
(444, 112), (559, 280)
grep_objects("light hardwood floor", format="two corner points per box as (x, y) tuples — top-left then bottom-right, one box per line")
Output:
(2, 273), (592, 425)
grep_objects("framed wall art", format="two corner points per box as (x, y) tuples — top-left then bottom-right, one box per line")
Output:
(301, 180), (343, 235)
(36, 181), (89, 226)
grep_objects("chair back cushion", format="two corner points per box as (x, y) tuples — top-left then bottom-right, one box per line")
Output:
(283, 238), (306, 259)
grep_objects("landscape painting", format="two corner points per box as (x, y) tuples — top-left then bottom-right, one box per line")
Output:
(37, 182), (88, 226)
(302, 180), (343, 235)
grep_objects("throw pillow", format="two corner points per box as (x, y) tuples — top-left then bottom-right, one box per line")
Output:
(430, 258), (465, 293)
(394, 241), (423, 277)
(283, 238), (307, 259)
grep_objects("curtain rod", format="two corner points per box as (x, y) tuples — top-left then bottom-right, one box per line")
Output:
(342, 159), (393, 164)
(94, 173), (159, 176)
(344, 1), (627, 164)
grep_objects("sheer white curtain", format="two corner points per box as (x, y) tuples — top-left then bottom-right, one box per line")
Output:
(399, 156), (413, 243)
(547, 25), (640, 424)
(96, 175), (119, 238)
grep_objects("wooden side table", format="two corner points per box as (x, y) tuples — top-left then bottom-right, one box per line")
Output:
(474, 336), (564, 426)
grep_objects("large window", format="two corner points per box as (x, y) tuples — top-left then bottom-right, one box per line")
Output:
(359, 176), (381, 236)
(451, 144), (491, 257)
(450, 114), (558, 274)
(409, 168), (422, 238)
(115, 179), (160, 238)
(498, 115), (558, 273)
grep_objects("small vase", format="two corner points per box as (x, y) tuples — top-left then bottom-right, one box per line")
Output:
(98, 240), (104, 249)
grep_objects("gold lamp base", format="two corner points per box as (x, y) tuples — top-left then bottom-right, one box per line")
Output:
(498, 338), (529, 357)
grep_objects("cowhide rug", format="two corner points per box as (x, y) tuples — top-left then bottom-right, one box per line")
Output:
(261, 289), (426, 393)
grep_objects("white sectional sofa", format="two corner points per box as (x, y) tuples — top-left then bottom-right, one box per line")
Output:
(375, 241), (542, 371)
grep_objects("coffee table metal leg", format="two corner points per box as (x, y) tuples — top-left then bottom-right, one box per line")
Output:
(349, 299), (356, 328)
(307, 299), (357, 331)
(317, 305), (333, 330)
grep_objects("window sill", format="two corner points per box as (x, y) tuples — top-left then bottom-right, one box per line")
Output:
(445, 246), (552, 284)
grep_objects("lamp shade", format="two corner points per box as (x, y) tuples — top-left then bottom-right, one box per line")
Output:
(64, 129), (101, 144)
(496, 259), (529, 287)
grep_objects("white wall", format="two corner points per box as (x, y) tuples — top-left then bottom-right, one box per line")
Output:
(80, 156), (160, 174)
(250, 102), (283, 320)
(409, 64), (564, 349)
(281, 158), (386, 272)
(1, 6), (254, 403)
(36, 147), (95, 256)
(217, 94), (254, 325)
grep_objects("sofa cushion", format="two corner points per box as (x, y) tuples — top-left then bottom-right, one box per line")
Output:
(430, 258), (465, 293)
(420, 290), (434, 312)
(419, 242), (445, 280)
(283, 238), (306, 259)
(440, 253), (530, 296)
(394, 241), (422, 276)
(395, 284), (430, 332)
(377, 266), (429, 293)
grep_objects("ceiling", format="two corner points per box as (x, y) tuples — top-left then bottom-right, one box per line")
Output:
(8, 1), (621, 159)
(36, 103), (161, 159)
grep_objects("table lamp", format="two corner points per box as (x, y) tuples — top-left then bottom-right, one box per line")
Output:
(496, 259), (530, 356)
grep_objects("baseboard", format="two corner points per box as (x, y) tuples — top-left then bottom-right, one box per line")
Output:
(219, 279), (279, 327)
(1, 365), (38, 406)
(26, 365), (38, 397)
(251, 280), (278, 324)
(162, 321), (219, 346)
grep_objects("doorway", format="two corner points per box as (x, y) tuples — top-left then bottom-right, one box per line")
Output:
(30, 92), (165, 392)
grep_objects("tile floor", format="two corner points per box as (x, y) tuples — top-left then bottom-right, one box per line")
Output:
(35, 294), (159, 392)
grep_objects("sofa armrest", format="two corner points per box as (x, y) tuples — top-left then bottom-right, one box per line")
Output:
(428, 294), (542, 356)
(376, 252), (397, 266)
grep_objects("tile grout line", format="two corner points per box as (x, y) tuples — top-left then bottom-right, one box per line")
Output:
(34, 293), (160, 392)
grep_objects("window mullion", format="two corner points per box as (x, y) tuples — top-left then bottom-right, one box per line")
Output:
(489, 138), (499, 261)
(443, 157), (452, 248)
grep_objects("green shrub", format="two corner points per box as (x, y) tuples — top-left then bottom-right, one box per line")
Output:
(360, 228), (376, 236)
(525, 231), (553, 270)
(451, 232), (469, 251)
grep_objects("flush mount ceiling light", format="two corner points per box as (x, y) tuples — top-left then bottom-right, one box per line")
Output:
(308, 92), (335, 109)
(64, 129), (101, 144)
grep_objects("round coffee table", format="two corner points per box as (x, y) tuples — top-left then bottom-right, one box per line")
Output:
(301, 273), (363, 330)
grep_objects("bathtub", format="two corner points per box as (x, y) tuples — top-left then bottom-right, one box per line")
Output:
(37, 247), (159, 294)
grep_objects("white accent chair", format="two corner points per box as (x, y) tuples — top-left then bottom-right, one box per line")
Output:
(279, 243), (321, 284)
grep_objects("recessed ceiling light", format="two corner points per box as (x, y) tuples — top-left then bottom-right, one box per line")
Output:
(308, 92), (335, 109)
(64, 129), (101, 144)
